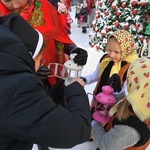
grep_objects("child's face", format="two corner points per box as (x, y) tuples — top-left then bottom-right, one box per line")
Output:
(144, 10), (150, 23)
(83, 3), (87, 8)
(106, 38), (121, 63)
(1, 0), (28, 12)
(77, 7), (80, 11)
(61, 7), (67, 13)
(145, 14), (150, 23)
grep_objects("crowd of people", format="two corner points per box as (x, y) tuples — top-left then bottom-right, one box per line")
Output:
(0, 0), (149, 150)
(75, 0), (95, 33)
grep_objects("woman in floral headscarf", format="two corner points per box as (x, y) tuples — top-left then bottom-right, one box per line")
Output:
(91, 58), (150, 150)
(83, 30), (138, 102)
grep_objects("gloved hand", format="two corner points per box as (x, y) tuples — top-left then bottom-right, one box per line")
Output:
(36, 66), (51, 89)
(72, 47), (88, 66)
(36, 65), (50, 79)
(107, 73), (121, 92)
(63, 45), (88, 66)
(80, 77), (86, 83)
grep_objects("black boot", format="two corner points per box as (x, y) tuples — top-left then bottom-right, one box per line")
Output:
(82, 27), (87, 33)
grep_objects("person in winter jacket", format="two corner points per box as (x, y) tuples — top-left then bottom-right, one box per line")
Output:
(79, 2), (88, 33)
(140, 8), (150, 58)
(86, 0), (96, 27)
(82, 30), (138, 110)
(75, 4), (81, 27)
(143, 8), (150, 32)
(57, 1), (73, 35)
(0, 0), (88, 86)
(91, 58), (150, 150)
(0, 13), (91, 150)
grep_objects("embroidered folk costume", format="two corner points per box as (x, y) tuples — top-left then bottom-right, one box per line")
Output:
(0, 0), (74, 85)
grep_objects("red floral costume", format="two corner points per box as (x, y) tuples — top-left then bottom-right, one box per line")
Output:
(0, 0), (74, 85)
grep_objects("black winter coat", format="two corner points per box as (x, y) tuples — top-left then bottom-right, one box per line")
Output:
(0, 25), (91, 149)
(79, 7), (88, 22)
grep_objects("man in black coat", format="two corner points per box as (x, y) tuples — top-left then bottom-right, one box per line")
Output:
(0, 13), (91, 150)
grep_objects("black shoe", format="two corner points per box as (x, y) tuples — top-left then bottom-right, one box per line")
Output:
(82, 27), (87, 33)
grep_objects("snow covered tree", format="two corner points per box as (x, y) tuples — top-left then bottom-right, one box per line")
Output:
(89, 0), (150, 54)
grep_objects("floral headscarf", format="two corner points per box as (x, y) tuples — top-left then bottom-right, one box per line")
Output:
(126, 58), (150, 121)
(99, 30), (138, 77)
(110, 30), (137, 60)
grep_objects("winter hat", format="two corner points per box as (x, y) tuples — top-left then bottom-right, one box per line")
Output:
(99, 30), (138, 78)
(0, 13), (43, 58)
(126, 58), (150, 121)
(108, 30), (137, 60)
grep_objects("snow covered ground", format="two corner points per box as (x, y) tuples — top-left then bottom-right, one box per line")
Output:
(33, 6), (150, 150)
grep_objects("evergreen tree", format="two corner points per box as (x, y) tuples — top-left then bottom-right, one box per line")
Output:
(89, 0), (150, 54)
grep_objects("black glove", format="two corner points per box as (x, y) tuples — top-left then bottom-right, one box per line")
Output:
(36, 65), (51, 89)
(36, 65), (50, 79)
(72, 47), (88, 66)
(48, 80), (66, 107)
(107, 73), (121, 92)
(80, 77), (86, 83)
(64, 45), (88, 66)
